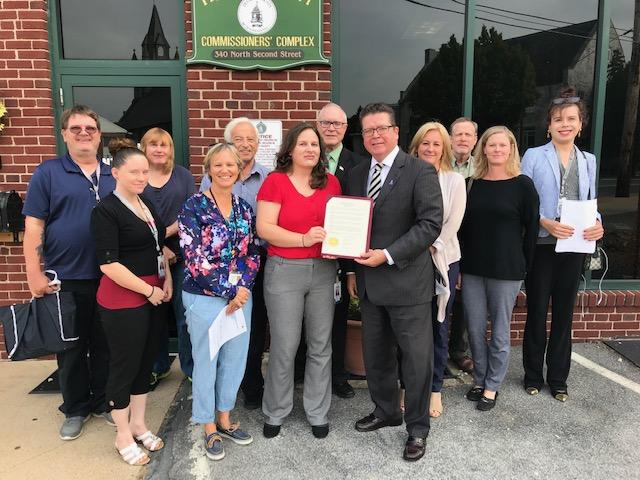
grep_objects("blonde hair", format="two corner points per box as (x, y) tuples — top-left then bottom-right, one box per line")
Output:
(472, 126), (520, 179)
(408, 121), (453, 172)
(203, 143), (242, 183)
(140, 128), (175, 174)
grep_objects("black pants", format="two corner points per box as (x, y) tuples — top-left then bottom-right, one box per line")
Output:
(57, 279), (109, 418)
(295, 269), (350, 385)
(523, 244), (584, 391)
(241, 253), (269, 401)
(448, 288), (470, 361)
(360, 295), (433, 438)
(100, 303), (167, 410)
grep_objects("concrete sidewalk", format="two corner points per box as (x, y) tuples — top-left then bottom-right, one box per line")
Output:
(148, 343), (640, 480)
(2, 343), (639, 480)
(0, 359), (183, 480)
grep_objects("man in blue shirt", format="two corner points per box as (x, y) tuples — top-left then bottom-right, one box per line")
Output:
(22, 105), (116, 441)
(200, 117), (270, 409)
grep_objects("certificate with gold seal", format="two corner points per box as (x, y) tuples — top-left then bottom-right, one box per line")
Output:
(321, 196), (373, 259)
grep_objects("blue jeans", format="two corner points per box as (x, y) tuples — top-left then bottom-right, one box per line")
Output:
(153, 260), (193, 377)
(183, 290), (252, 424)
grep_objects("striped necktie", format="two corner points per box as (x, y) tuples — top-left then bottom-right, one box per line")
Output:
(367, 162), (383, 201)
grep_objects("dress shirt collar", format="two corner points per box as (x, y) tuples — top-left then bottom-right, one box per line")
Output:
(370, 145), (399, 172)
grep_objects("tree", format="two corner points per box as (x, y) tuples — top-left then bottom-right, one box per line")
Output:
(472, 26), (538, 132)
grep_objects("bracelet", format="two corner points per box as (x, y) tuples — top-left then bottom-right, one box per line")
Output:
(301, 234), (306, 247)
(145, 286), (155, 299)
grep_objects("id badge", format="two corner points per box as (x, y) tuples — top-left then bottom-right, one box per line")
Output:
(229, 271), (241, 286)
(157, 255), (166, 279)
(334, 278), (342, 303)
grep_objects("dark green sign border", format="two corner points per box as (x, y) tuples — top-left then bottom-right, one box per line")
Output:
(187, 0), (330, 70)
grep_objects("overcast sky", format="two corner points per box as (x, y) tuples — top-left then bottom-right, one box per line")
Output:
(338, 0), (634, 116)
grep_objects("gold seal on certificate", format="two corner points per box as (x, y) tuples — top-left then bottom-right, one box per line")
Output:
(321, 196), (373, 259)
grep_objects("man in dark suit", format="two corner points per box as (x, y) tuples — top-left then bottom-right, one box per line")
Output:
(346, 103), (442, 461)
(317, 102), (363, 398)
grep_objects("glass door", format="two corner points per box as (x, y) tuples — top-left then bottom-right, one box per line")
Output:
(59, 75), (187, 165)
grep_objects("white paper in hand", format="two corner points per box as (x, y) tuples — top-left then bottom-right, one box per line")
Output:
(209, 307), (247, 361)
(555, 199), (598, 254)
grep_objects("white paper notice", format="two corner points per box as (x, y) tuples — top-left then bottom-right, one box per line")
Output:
(322, 196), (373, 258)
(209, 308), (247, 361)
(555, 199), (598, 254)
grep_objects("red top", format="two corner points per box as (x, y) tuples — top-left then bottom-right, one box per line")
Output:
(97, 274), (163, 309)
(257, 172), (341, 259)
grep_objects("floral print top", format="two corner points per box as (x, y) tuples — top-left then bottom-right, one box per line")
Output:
(178, 192), (261, 299)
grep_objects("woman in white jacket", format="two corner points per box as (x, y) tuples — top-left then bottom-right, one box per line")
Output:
(409, 122), (466, 417)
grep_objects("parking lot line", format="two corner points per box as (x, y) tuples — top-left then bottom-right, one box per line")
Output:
(572, 351), (640, 395)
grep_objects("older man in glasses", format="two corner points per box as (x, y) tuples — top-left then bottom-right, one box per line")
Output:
(22, 105), (116, 441)
(345, 102), (442, 462)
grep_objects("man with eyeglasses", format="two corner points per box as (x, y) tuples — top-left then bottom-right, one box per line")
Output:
(308, 103), (364, 399)
(345, 103), (442, 461)
(200, 117), (270, 410)
(448, 117), (478, 374)
(22, 105), (116, 441)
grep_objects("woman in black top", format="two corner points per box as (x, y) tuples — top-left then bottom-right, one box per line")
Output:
(91, 142), (171, 466)
(459, 126), (539, 411)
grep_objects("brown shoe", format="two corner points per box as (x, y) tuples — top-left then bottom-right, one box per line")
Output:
(456, 356), (474, 373)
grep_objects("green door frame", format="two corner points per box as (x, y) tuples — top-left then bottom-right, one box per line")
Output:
(48, 0), (189, 166)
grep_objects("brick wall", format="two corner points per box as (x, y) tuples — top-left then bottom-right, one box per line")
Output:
(0, 0), (55, 358)
(0, 0), (639, 359)
(183, 0), (333, 178)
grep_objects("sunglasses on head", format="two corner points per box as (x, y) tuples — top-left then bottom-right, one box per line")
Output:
(551, 96), (580, 105)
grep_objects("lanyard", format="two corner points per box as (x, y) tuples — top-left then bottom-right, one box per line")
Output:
(209, 188), (240, 261)
(113, 191), (162, 256)
(81, 162), (101, 202)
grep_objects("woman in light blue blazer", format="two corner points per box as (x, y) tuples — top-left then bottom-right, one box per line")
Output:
(521, 87), (604, 402)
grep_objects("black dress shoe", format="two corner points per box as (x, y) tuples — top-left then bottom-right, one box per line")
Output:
(403, 435), (427, 462)
(476, 392), (499, 411)
(333, 381), (355, 399)
(311, 424), (329, 438)
(355, 413), (403, 432)
(263, 423), (281, 438)
(465, 386), (484, 401)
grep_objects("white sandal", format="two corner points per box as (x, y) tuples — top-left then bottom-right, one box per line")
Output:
(117, 443), (150, 466)
(135, 430), (164, 452)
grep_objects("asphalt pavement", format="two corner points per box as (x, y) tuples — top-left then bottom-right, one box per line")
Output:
(145, 343), (640, 480)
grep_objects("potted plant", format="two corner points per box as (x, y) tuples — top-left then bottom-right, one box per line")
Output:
(344, 296), (365, 376)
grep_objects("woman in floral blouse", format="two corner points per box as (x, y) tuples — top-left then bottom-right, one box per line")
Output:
(178, 143), (260, 461)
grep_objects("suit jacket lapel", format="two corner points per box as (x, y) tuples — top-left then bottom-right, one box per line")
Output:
(543, 142), (561, 188)
(335, 149), (347, 184)
(374, 151), (404, 209)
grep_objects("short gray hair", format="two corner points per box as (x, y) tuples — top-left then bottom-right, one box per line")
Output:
(450, 117), (478, 134)
(223, 117), (258, 143)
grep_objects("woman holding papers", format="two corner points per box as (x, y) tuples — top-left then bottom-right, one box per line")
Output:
(521, 88), (604, 402)
(90, 141), (171, 465)
(178, 143), (260, 461)
(256, 122), (341, 440)
(459, 126), (539, 411)
(407, 122), (466, 418)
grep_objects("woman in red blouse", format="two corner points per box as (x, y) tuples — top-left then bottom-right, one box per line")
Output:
(257, 122), (341, 440)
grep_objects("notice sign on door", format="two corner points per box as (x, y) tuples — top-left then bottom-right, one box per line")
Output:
(251, 120), (281, 170)
(188, 0), (329, 70)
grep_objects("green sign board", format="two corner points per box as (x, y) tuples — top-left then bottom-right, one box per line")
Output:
(188, 0), (330, 70)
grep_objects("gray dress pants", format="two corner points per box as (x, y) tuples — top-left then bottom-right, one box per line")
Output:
(262, 256), (336, 426)
(462, 274), (521, 392)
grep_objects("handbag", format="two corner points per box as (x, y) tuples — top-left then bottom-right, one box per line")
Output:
(0, 271), (79, 360)
(581, 171), (604, 271)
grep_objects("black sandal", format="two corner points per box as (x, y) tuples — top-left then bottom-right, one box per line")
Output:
(465, 386), (484, 402)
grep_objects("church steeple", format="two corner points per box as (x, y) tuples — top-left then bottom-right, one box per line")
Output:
(141, 4), (170, 60)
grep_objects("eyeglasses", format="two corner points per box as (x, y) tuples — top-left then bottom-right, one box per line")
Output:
(67, 125), (99, 135)
(362, 125), (395, 137)
(318, 120), (347, 129)
(551, 96), (580, 105)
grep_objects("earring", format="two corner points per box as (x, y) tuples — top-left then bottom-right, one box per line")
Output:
(547, 130), (550, 139)
(578, 130), (581, 138)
